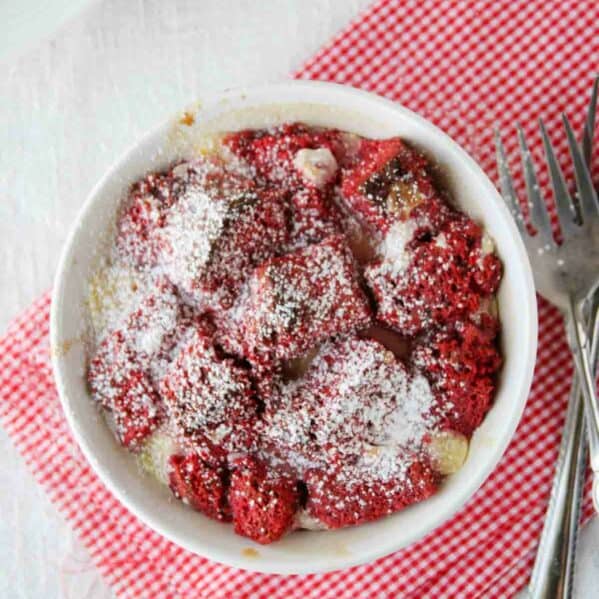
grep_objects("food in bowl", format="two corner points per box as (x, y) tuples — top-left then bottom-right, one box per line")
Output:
(86, 123), (502, 545)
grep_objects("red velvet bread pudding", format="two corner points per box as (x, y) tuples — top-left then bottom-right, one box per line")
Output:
(86, 123), (502, 545)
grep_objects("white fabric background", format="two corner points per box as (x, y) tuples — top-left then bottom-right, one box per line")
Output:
(0, 1), (597, 597)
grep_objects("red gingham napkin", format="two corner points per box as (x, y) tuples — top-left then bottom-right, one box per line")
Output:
(1, 1), (598, 597)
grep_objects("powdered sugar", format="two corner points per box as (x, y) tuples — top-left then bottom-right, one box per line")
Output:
(85, 123), (502, 539)
(359, 445), (409, 482)
(293, 508), (328, 531)
(87, 262), (146, 336)
(237, 234), (372, 363)
(262, 336), (437, 487)
(258, 241), (353, 333)
(372, 373), (435, 448)
(129, 286), (180, 358)
(160, 329), (254, 435)
(159, 187), (228, 295)
(378, 220), (418, 277)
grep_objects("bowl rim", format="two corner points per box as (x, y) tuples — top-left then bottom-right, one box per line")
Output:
(51, 79), (538, 574)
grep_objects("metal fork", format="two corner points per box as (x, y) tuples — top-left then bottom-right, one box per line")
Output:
(496, 76), (599, 598)
(526, 294), (598, 598)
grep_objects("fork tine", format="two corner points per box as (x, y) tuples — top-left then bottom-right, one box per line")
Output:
(495, 128), (527, 237)
(562, 113), (599, 223)
(539, 119), (579, 238)
(582, 75), (598, 167)
(516, 123), (554, 244)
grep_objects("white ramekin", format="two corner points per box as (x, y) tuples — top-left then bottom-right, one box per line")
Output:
(51, 81), (537, 575)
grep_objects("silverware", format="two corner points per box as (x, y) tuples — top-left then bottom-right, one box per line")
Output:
(496, 75), (599, 484)
(528, 295), (598, 598)
(495, 76), (599, 598)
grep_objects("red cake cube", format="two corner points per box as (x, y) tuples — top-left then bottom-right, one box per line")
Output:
(159, 326), (258, 459)
(88, 331), (163, 449)
(365, 212), (502, 336)
(229, 456), (299, 544)
(223, 123), (343, 187)
(224, 124), (347, 249)
(109, 371), (162, 449)
(304, 458), (439, 529)
(168, 453), (231, 521)
(233, 235), (372, 365)
(89, 281), (243, 451)
(116, 168), (186, 267)
(341, 137), (440, 232)
(261, 336), (437, 468)
(412, 315), (502, 437)
(121, 279), (182, 360)
(286, 186), (341, 249)
(87, 280), (191, 448)
(121, 280), (204, 378)
(157, 159), (288, 309)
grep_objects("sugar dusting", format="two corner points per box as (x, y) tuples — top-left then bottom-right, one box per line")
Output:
(242, 235), (371, 362)
(378, 220), (418, 277)
(85, 122), (502, 538)
(159, 187), (228, 294)
(262, 336), (437, 489)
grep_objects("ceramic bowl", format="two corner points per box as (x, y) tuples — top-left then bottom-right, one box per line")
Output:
(51, 81), (537, 574)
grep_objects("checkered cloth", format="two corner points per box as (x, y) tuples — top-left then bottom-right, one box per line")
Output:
(1, 1), (598, 597)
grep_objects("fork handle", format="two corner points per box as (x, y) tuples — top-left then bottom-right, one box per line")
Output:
(567, 297), (599, 473)
(528, 299), (599, 599)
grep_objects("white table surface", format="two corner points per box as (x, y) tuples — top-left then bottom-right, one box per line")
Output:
(0, 1), (597, 597)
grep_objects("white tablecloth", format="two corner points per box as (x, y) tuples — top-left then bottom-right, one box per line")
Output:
(0, 1), (597, 597)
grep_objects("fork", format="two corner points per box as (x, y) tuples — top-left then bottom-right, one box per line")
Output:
(495, 76), (599, 598)
(526, 293), (598, 598)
